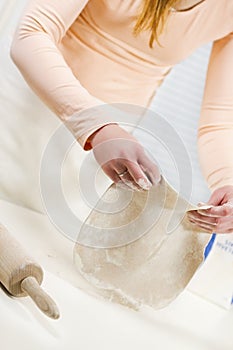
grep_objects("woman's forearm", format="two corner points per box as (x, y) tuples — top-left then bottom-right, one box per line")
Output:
(198, 32), (233, 191)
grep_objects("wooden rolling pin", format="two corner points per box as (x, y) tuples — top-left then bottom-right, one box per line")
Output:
(0, 224), (60, 319)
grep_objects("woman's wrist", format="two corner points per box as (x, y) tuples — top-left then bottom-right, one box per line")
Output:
(90, 123), (139, 148)
(84, 123), (117, 150)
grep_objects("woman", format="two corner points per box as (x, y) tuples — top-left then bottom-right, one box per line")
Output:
(10, 0), (233, 233)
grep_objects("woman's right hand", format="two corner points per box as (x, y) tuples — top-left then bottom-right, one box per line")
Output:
(90, 124), (161, 191)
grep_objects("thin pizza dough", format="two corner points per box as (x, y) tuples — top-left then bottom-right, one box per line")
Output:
(74, 177), (211, 310)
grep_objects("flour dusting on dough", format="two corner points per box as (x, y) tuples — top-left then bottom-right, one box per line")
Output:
(74, 177), (210, 310)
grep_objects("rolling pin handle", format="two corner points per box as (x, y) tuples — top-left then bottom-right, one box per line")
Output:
(21, 276), (60, 320)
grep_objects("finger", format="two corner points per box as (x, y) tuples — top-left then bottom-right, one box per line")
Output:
(103, 164), (140, 191)
(214, 226), (233, 234)
(116, 180), (134, 191)
(206, 189), (226, 206)
(138, 155), (161, 185)
(199, 215), (233, 233)
(102, 165), (121, 183)
(198, 203), (233, 217)
(213, 217), (233, 233)
(117, 169), (142, 191)
(113, 160), (143, 191)
(187, 212), (218, 226)
(189, 220), (214, 233)
(113, 163), (128, 177)
(102, 164), (132, 189)
(188, 217), (217, 230)
(196, 202), (214, 210)
(198, 201), (208, 206)
(139, 164), (156, 186)
(126, 160), (152, 190)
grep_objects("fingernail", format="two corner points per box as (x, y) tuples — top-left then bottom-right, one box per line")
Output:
(138, 178), (152, 190)
(124, 180), (140, 191)
(198, 202), (207, 206)
(155, 175), (161, 185)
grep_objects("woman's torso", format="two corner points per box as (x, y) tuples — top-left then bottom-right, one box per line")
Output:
(59, 0), (233, 106)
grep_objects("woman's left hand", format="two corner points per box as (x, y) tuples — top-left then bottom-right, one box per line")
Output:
(187, 185), (233, 233)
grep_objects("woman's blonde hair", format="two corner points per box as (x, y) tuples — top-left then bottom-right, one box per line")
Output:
(134, 0), (179, 48)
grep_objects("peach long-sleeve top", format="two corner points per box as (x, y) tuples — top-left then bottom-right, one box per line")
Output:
(10, 0), (233, 192)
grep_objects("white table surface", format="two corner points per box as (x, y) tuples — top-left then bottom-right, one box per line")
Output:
(1, 199), (233, 350)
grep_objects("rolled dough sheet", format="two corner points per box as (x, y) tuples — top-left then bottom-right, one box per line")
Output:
(74, 177), (211, 310)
